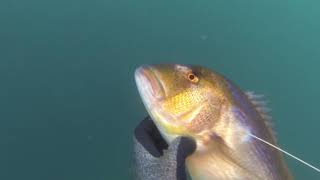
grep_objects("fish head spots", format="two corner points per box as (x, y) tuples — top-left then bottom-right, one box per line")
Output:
(135, 64), (230, 142)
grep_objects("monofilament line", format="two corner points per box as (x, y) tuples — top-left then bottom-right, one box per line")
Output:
(249, 133), (320, 173)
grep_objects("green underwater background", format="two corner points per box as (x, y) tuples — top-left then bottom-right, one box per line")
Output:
(1, 0), (320, 179)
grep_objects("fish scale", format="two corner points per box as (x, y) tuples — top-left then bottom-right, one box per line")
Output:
(135, 64), (292, 180)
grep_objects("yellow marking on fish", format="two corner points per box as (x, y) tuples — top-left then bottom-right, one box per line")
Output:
(135, 64), (294, 180)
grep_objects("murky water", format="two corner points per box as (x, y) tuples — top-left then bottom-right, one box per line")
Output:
(1, 0), (320, 179)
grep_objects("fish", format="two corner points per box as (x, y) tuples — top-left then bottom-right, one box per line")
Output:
(135, 64), (292, 180)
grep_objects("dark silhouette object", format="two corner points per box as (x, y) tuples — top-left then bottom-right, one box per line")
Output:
(133, 117), (196, 180)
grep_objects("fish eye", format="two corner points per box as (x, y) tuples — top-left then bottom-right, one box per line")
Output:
(187, 73), (199, 83)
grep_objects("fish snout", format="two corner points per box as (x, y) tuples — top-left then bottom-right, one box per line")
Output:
(135, 66), (164, 104)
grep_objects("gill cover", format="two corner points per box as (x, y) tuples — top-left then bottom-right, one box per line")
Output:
(135, 64), (228, 143)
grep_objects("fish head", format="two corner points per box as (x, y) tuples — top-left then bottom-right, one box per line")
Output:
(135, 64), (230, 144)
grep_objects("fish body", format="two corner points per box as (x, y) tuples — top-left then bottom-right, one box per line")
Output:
(135, 64), (292, 180)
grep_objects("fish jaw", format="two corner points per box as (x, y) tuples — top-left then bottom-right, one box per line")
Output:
(134, 66), (179, 142)
(135, 66), (163, 109)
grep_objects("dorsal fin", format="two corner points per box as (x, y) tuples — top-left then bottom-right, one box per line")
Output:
(245, 91), (275, 135)
(245, 91), (320, 175)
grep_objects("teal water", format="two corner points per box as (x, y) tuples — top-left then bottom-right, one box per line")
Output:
(1, 0), (320, 179)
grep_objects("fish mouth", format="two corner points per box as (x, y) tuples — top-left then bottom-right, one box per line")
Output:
(135, 66), (176, 143)
(135, 66), (165, 107)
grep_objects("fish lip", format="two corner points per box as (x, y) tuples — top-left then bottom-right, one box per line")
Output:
(135, 66), (165, 105)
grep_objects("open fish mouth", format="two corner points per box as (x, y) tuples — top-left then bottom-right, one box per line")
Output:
(135, 66), (177, 143)
(135, 66), (164, 108)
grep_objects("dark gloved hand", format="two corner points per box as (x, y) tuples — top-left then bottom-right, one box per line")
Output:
(133, 117), (196, 180)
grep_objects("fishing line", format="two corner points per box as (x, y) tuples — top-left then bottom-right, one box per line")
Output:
(248, 133), (320, 173)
